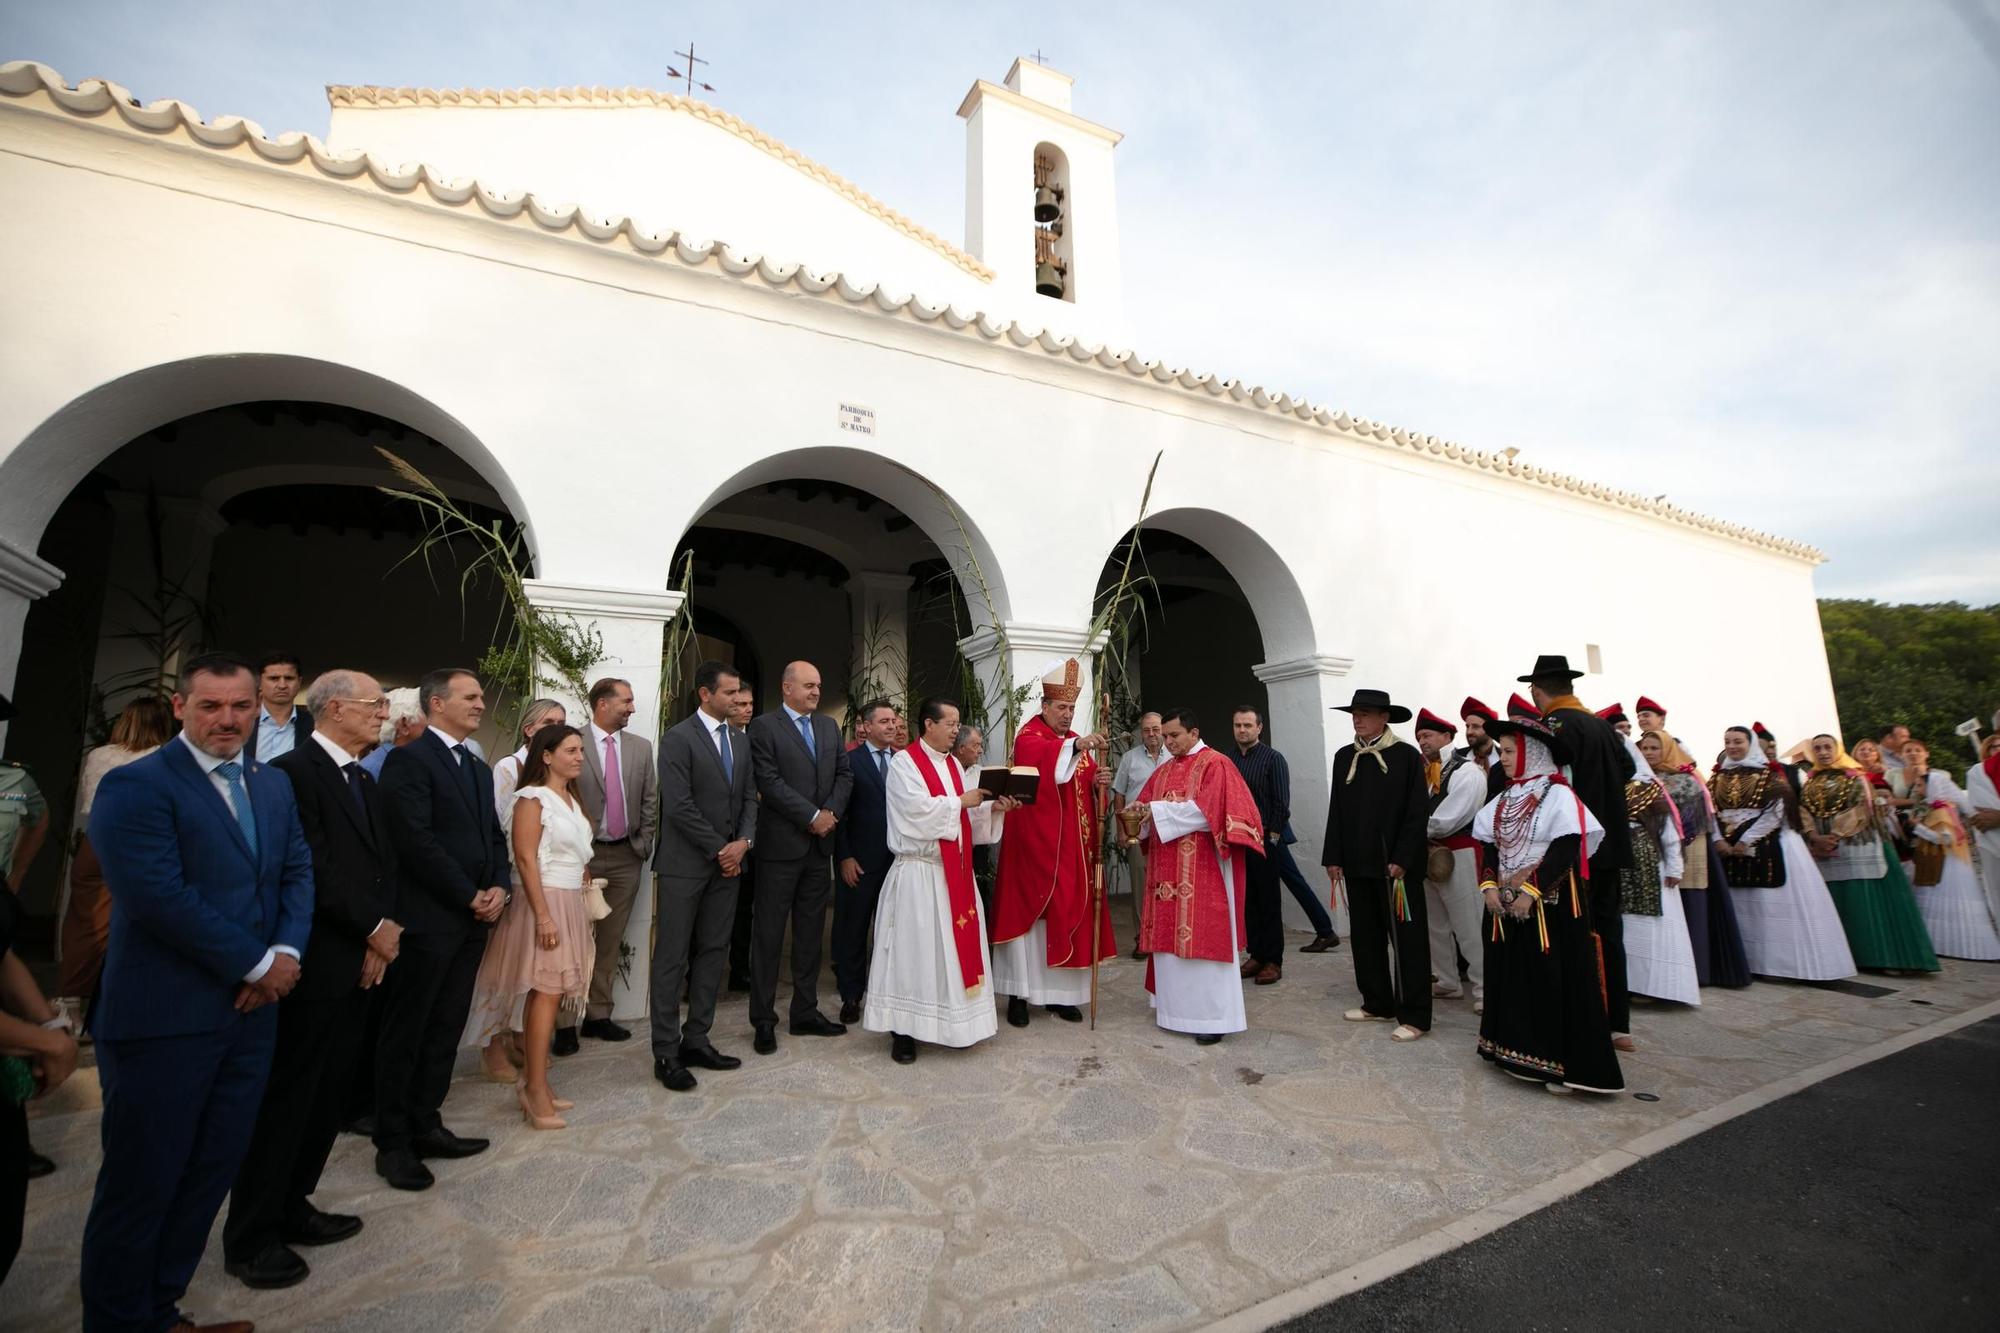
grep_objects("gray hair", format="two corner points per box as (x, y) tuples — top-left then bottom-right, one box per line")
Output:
(303, 669), (366, 717)
(518, 698), (566, 741)
(378, 686), (423, 746)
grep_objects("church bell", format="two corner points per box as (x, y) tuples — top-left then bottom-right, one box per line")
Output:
(1035, 259), (1066, 298)
(1034, 184), (1062, 223)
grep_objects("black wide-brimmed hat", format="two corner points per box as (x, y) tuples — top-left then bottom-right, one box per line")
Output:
(1485, 713), (1574, 764)
(1516, 653), (1586, 684)
(1332, 688), (1412, 724)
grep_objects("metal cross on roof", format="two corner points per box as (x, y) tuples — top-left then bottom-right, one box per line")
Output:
(1030, 48), (1051, 66)
(666, 43), (715, 97)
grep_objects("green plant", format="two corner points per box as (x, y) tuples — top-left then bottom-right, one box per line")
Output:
(375, 447), (605, 725)
(657, 549), (697, 733)
(846, 607), (907, 732)
(1089, 452), (1164, 749)
(96, 488), (219, 703)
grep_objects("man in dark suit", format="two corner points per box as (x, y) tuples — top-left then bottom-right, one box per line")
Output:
(224, 670), (401, 1289)
(746, 660), (853, 1053)
(833, 700), (898, 1025)
(80, 652), (314, 1332)
(568, 676), (659, 1051)
(651, 660), (757, 1091)
(1525, 654), (1640, 1046)
(373, 667), (509, 1191)
(726, 683), (758, 992)
(254, 649), (315, 763)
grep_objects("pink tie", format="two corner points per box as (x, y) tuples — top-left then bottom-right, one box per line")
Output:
(603, 735), (627, 840)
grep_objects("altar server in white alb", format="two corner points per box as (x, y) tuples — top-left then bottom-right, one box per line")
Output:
(1129, 707), (1266, 1045)
(861, 698), (1017, 1064)
(1417, 706), (1487, 1010)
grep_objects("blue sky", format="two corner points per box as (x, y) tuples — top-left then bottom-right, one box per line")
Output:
(8, 0), (1998, 602)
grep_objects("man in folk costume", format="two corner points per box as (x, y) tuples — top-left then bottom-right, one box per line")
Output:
(1460, 696), (1507, 800)
(1634, 696), (1674, 743)
(1128, 708), (1265, 1044)
(990, 659), (1116, 1028)
(862, 699), (1019, 1064)
(1523, 654), (1639, 1051)
(1417, 707), (1487, 1010)
(1322, 689), (1432, 1041)
(1597, 702), (1633, 739)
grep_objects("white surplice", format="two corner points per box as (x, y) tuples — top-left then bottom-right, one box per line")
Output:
(1144, 756), (1247, 1036)
(862, 742), (1000, 1047)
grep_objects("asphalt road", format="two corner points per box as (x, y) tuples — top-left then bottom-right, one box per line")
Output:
(1282, 1015), (2000, 1332)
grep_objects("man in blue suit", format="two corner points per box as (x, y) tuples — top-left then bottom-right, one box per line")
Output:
(80, 652), (314, 1333)
(833, 700), (898, 1026)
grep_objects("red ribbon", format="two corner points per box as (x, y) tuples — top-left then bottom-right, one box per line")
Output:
(905, 743), (986, 995)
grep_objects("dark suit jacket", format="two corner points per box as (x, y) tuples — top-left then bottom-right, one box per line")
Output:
(749, 709), (853, 861)
(256, 705), (315, 762)
(88, 738), (315, 1040)
(273, 739), (398, 1000)
(1320, 740), (1428, 878)
(655, 712), (756, 878)
(1545, 706), (1638, 870)
(834, 743), (895, 874)
(379, 729), (510, 937)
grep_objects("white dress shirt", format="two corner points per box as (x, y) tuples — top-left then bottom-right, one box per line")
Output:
(177, 733), (299, 983)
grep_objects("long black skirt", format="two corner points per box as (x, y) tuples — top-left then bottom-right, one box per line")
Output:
(1694, 844), (1753, 988)
(1478, 900), (1625, 1093)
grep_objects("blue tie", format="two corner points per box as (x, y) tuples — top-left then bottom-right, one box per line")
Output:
(718, 724), (734, 782)
(797, 714), (816, 758)
(216, 761), (258, 857)
(876, 747), (889, 778)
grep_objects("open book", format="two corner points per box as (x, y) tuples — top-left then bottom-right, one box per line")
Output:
(976, 766), (1041, 803)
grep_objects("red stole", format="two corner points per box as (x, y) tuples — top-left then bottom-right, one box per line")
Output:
(1135, 748), (1262, 972)
(905, 743), (986, 995)
(989, 715), (1113, 967)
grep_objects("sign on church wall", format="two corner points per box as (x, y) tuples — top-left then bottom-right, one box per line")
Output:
(838, 403), (876, 437)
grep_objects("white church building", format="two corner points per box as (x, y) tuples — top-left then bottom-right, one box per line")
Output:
(0, 57), (1834, 1014)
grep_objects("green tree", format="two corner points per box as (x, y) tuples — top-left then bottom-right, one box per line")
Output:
(1819, 599), (2000, 764)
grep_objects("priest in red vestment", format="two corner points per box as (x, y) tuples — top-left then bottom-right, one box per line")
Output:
(1130, 707), (1264, 1044)
(990, 659), (1116, 1027)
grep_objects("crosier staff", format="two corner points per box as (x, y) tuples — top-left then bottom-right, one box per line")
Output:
(1089, 688), (1110, 1030)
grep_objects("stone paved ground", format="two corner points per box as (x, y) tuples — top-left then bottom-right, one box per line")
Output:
(15, 944), (2000, 1331)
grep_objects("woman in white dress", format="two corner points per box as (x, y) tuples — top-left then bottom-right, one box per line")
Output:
(1710, 726), (1855, 981)
(1967, 734), (2000, 935)
(1902, 739), (2000, 960)
(463, 725), (596, 1128)
(477, 699), (565, 1081)
(1620, 746), (1700, 1008)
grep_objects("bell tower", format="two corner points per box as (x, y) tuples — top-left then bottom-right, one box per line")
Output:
(959, 57), (1125, 344)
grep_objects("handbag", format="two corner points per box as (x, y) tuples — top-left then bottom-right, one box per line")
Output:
(1425, 844), (1457, 882)
(581, 876), (613, 922)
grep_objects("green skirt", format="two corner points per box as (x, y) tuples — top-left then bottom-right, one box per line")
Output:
(1825, 854), (1940, 973)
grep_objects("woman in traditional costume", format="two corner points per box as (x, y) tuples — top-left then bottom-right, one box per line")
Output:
(1901, 740), (2000, 960)
(1618, 751), (1700, 1007)
(1798, 736), (1937, 974)
(1710, 726), (1855, 981)
(1851, 737), (1915, 870)
(1967, 734), (2000, 934)
(1639, 730), (1751, 988)
(1473, 716), (1623, 1094)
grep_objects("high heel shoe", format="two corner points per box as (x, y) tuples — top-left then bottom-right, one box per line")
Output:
(550, 1094), (575, 1111)
(482, 1061), (522, 1084)
(515, 1082), (567, 1131)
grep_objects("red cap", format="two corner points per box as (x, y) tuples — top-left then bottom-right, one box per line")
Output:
(1460, 695), (1498, 724)
(1506, 692), (1541, 719)
(1753, 721), (1775, 740)
(1414, 707), (1458, 736)
(1596, 702), (1628, 724)
(1635, 695), (1666, 716)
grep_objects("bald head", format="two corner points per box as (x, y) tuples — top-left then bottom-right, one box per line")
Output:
(781, 660), (822, 714)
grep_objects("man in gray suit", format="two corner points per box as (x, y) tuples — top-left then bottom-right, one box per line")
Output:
(746, 660), (853, 1053)
(569, 677), (659, 1051)
(650, 661), (756, 1091)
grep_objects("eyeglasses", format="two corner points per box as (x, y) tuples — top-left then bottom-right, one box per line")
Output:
(336, 696), (390, 711)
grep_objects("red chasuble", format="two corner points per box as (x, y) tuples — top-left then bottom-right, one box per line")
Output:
(904, 742), (985, 994)
(1135, 748), (1263, 963)
(990, 714), (1115, 967)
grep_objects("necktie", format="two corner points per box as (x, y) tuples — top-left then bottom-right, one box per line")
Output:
(343, 761), (369, 819)
(877, 747), (889, 778)
(451, 744), (479, 804)
(603, 735), (627, 840)
(216, 761), (258, 856)
(718, 722), (734, 782)
(797, 714), (816, 759)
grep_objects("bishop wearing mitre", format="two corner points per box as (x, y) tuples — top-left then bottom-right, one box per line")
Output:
(1129, 707), (1266, 1044)
(989, 659), (1117, 1029)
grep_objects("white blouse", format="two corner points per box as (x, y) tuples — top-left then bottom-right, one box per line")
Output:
(505, 785), (596, 890)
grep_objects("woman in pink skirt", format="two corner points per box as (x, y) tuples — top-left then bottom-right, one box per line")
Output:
(478, 698), (568, 1081)
(462, 724), (597, 1129)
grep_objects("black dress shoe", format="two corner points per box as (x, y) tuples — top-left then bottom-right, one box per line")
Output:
(728, 973), (752, 993)
(679, 1043), (742, 1071)
(282, 1207), (362, 1246)
(1007, 996), (1030, 1028)
(551, 1026), (580, 1056)
(753, 1023), (777, 1055)
(341, 1113), (376, 1138)
(1130, 946), (1150, 960)
(789, 1011), (847, 1037)
(1046, 1004), (1083, 1022)
(891, 1033), (916, 1064)
(1300, 934), (1340, 953)
(580, 1017), (631, 1042)
(1195, 1033), (1223, 1046)
(839, 999), (863, 1025)
(411, 1128), (490, 1159)
(25, 1145), (54, 1179)
(225, 1242), (309, 1290)
(655, 1057), (697, 1092)
(375, 1148), (434, 1191)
